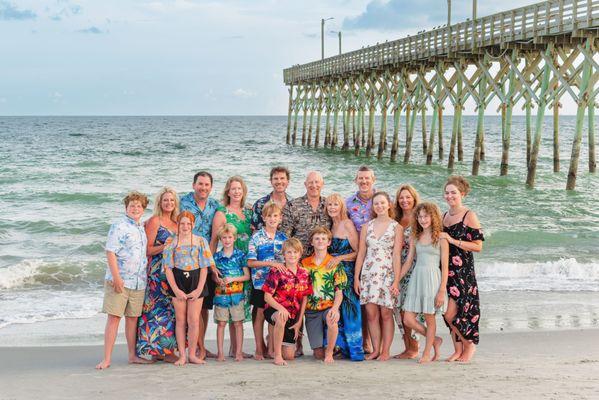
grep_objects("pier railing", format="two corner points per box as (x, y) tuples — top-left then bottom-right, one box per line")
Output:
(284, 0), (598, 83)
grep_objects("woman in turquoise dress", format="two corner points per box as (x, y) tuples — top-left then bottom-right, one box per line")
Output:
(326, 193), (364, 361)
(136, 187), (179, 360)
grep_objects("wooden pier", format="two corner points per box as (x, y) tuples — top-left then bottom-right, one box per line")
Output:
(283, 0), (599, 189)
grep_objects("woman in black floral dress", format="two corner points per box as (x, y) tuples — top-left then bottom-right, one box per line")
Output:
(440, 176), (484, 363)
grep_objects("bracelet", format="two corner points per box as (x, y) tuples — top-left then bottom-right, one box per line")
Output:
(458, 240), (462, 248)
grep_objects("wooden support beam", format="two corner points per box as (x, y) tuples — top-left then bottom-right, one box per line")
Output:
(473, 55), (488, 176)
(421, 107), (428, 156)
(500, 51), (517, 176)
(286, 84), (293, 144)
(589, 100), (596, 173)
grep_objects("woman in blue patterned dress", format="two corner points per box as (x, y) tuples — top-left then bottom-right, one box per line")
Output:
(136, 187), (179, 361)
(326, 193), (364, 361)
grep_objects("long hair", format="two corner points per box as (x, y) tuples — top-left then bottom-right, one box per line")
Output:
(222, 175), (248, 208)
(394, 184), (420, 223)
(411, 202), (443, 246)
(369, 191), (395, 220)
(176, 210), (196, 248)
(152, 187), (179, 223)
(326, 193), (348, 221)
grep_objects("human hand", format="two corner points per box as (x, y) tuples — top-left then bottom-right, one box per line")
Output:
(187, 289), (201, 300)
(112, 277), (124, 294)
(278, 308), (290, 323)
(353, 279), (361, 296)
(175, 289), (188, 301)
(271, 262), (287, 273)
(325, 257), (340, 270)
(290, 320), (302, 340)
(435, 290), (446, 309)
(327, 308), (340, 325)
(438, 232), (452, 243)
(211, 267), (223, 279)
(390, 282), (400, 298)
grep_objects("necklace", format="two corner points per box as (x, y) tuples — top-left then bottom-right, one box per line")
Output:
(448, 207), (465, 217)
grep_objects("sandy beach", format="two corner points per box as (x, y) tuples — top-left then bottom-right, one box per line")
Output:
(1, 328), (598, 400)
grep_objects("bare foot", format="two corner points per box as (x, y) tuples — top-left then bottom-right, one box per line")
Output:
(324, 354), (334, 364)
(376, 353), (391, 361)
(295, 349), (304, 358)
(364, 351), (379, 360)
(273, 357), (287, 366)
(188, 355), (206, 364)
(234, 354), (244, 362)
(418, 353), (432, 364)
(457, 342), (476, 363)
(216, 354), (226, 362)
(163, 354), (179, 363)
(393, 350), (419, 359)
(432, 337), (443, 361)
(95, 359), (110, 370)
(446, 343), (463, 362)
(363, 345), (374, 354)
(205, 350), (217, 358)
(129, 356), (154, 365)
(174, 356), (186, 366)
(254, 353), (265, 361)
(266, 352), (275, 359)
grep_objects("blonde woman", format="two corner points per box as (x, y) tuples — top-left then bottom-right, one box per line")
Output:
(326, 193), (364, 361)
(136, 187), (179, 361)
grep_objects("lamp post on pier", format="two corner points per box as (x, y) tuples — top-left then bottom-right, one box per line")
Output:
(321, 17), (334, 59)
(330, 30), (342, 55)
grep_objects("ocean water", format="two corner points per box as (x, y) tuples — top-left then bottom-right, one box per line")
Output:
(0, 115), (598, 345)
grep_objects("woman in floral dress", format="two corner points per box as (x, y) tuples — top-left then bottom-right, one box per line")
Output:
(440, 176), (484, 363)
(136, 187), (179, 360)
(354, 192), (403, 361)
(212, 176), (254, 356)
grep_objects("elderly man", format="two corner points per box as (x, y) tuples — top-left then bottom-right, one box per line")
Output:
(345, 165), (377, 233)
(281, 171), (331, 257)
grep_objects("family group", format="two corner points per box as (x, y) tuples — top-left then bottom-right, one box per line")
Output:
(95, 166), (483, 369)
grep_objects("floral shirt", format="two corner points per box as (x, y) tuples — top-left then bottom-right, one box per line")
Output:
(217, 205), (253, 253)
(281, 194), (331, 256)
(346, 191), (373, 233)
(105, 215), (148, 290)
(301, 254), (348, 311)
(179, 192), (220, 241)
(247, 228), (287, 290)
(262, 266), (313, 320)
(162, 236), (215, 271)
(251, 192), (292, 230)
(213, 249), (247, 307)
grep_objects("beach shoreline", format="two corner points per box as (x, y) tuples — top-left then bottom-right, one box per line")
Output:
(2, 328), (598, 399)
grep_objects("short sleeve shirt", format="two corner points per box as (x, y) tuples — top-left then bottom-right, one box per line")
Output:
(104, 215), (148, 290)
(280, 195), (331, 256)
(346, 192), (373, 233)
(162, 236), (215, 271)
(213, 249), (247, 307)
(262, 266), (313, 320)
(179, 192), (220, 240)
(251, 192), (291, 230)
(246, 228), (287, 289)
(301, 254), (348, 311)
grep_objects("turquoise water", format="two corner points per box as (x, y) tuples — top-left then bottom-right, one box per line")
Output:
(0, 116), (598, 341)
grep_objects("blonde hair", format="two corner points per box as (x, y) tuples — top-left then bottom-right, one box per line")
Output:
(152, 187), (179, 223)
(310, 226), (333, 242)
(123, 191), (149, 209)
(445, 175), (471, 196)
(326, 193), (348, 220)
(411, 202), (443, 246)
(394, 184), (420, 223)
(217, 223), (238, 239)
(262, 202), (282, 218)
(282, 238), (303, 255)
(222, 176), (248, 207)
(370, 191), (395, 220)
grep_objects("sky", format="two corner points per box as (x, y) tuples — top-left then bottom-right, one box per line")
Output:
(0, 0), (571, 115)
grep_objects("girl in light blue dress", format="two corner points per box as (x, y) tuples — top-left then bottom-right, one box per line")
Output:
(397, 202), (448, 364)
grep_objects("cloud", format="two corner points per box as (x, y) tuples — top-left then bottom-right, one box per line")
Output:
(303, 32), (318, 39)
(50, 3), (82, 21)
(233, 88), (256, 99)
(51, 92), (63, 103)
(77, 26), (105, 34)
(0, 1), (36, 20)
(0, 97), (7, 103)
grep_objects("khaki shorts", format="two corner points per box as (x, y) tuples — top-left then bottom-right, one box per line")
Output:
(101, 281), (145, 317)
(214, 301), (245, 322)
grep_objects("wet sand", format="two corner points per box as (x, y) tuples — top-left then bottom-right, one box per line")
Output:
(1, 329), (598, 400)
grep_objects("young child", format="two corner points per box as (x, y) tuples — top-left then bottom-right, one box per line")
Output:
(96, 191), (154, 369)
(262, 238), (313, 366)
(213, 224), (250, 362)
(395, 202), (449, 364)
(163, 211), (212, 366)
(246, 202), (287, 360)
(301, 226), (347, 364)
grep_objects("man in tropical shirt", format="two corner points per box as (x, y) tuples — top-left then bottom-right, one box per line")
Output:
(301, 227), (347, 364)
(251, 166), (291, 230)
(345, 165), (376, 233)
